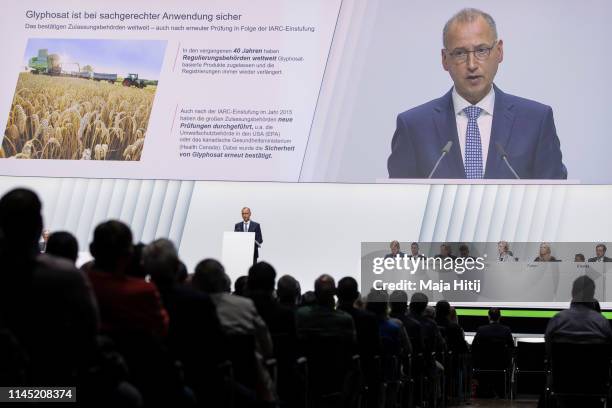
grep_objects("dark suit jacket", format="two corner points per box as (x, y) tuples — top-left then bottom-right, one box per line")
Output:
(159, 284), (226, 392)
(387, 85), (567, 179)
(587, 256), (612, 262)
(472, 322), (514, 350)
(234, 220), (263, 259)
(338, 304), (382, 359)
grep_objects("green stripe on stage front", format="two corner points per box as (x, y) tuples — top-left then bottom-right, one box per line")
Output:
(456, 308), (612, 319)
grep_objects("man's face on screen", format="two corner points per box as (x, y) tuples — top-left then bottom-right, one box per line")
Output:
(442, 16), (503, 104)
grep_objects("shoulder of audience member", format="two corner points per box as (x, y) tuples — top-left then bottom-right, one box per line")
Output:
(35, 253), (89, 285)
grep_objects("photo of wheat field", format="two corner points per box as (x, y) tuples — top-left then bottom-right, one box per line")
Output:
(0, 38), (166, 161)
(1, 72), (154, 160)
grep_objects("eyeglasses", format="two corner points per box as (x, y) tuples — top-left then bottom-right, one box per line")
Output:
(446, 41), (497, 63)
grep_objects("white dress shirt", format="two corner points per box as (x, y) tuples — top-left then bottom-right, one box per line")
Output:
(452, 86), (495, 169)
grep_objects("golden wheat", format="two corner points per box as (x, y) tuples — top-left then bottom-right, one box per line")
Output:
(2, 72), (155, 160)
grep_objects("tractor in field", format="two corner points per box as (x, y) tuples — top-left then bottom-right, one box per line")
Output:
(29, 49), (62, 75)
(122, 73), (146, 88)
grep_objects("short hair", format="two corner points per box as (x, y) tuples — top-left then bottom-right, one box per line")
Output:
(0, 188), (43, 249)
(411, 242), (419, 248)
(409, 292), (429, 315)
(488, 307), (501, 322)
(314, 274), (336, 304)
(193, 259), (230, 294)
(300, 291), (317, 306)
(248, 262), (276, 293)
(234, 275), (248, 296)
(143, 238), (179, 286)
(459, 244), (469, 252)
(571, 275), (596, 302)
(596, 244), (607, 253)
(574, 253), (586, 262)
(435, 300), (451, 320)
(337, 276), (359, 302)
(390, 289), (408, 304)
(46, 231), (79, 263)
(277, 275), (301, 302)
(366, 289), (389, 316)
(443, 8), (498, 48)
(90, 220), (133, 269)
(389, 290), (408, 314)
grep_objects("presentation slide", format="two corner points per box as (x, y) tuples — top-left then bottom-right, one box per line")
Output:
(0, 0), (610, 183)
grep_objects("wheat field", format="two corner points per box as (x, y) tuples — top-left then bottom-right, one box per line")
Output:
(1, 72), (156, 160)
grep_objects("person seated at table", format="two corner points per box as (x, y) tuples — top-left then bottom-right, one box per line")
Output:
(533, 242), (560, 262)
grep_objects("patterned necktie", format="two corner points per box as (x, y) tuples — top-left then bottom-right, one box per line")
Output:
(463, 106), (484, 179)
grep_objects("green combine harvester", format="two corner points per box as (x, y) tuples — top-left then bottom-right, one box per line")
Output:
(28, 49), (62, 75)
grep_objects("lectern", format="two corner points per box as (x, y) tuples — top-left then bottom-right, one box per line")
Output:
(222, 231), (255, 280)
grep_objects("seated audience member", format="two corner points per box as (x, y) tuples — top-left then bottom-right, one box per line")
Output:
(534, 242), (559, 262)
(295, 275), (355, 342)
(299, 290), (317, 307)
(366, 290), (411, 358)
(233, 275), (248, 296)
(337, 277), (382, 359)
(295, 275), (358, 403)
(247, 262), (296, 336)
(410, 293), (445, 355)
(574, 253), (586, 262)
(424, 306), (447, 352)
(435, 300), (468, 354)
(497, 240), (517, 262)
(545, 276), (612, 344)
(471, 308), (514, 398)
(0, 189), (98, 385)
(384, 240), (406, 259)
(87, 220), (169, 338)
(543, 277), (612, 408)
(390, 290), (424, 355)
(192, 259), (275, 402)
(192, 259), (273, 357)
(277, 274), (301, 309)
(45, 230), (79, 264)
(247, 263), (298, 405)
(588, 243), (612, 262)
(144, 239), (226, 404)
(472, 308), (514, 351)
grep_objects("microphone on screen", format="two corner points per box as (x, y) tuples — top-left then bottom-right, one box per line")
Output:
(427, 141), (453, 179)
(496, 142), (520, 180)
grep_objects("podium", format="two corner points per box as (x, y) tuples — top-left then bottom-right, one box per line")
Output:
(222, 231), (255, 280)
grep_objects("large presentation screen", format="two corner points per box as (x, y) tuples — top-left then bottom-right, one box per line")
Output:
(0, 0), (610, 183)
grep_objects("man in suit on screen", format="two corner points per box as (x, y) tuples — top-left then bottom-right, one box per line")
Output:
(235, 207), (263, 264)
(587, 244), (612, 262)
(387, 8), (566, 180)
